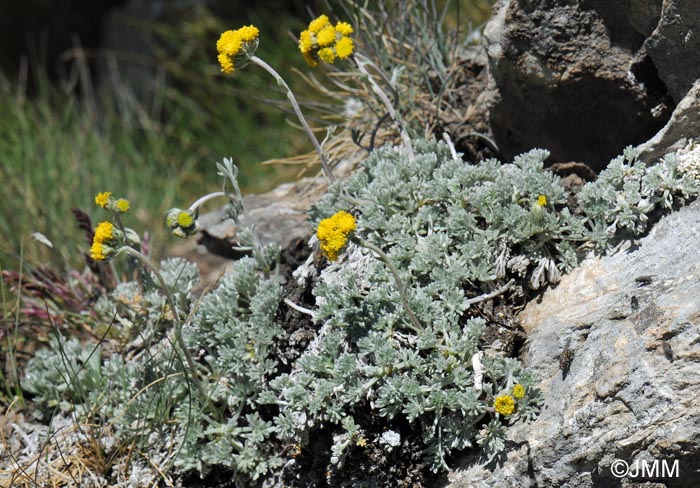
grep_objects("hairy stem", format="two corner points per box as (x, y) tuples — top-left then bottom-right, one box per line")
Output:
(118, 247), (205, 398)
(250, 55), (336, 183)
(465, 279), (515, 307)
(188, 191), (227, 213)
(352, 237), (423, 333)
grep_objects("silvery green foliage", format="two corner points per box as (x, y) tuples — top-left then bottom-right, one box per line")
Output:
(21, 337), (178, 435)
(579, 147), (700, 250)
(272, 313), (540, 471)
(93, 282), (164, 340)
(288, 139), (697, 471)
(157, 257), (200, 297)
(314, 141), (699, 289)
(22, 338), (104, 418)
(312, 140), (580, 293)
(279, 143), (560, 470)
(233, 226), (281, 275)
(177, 256), (284, 479)
(20, 141), (699, 481)
(21, 260), (197, 458)
(476, 419), (507, 455)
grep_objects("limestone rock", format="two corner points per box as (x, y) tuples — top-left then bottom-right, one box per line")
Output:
(447, 200), (700, 487)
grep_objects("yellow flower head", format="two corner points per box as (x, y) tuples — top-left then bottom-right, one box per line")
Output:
(308, 14), (330, 33)
(116, 198), (130, 213)
(177, 211), (194, 228)
(90, 241), (107, 261)
(165, 208), (197, 238)
(317, 210), (356, 261)
(90, 240), (115, 261)
(95, 192), (111, 208)
(218, 52), (235, 74)
(216, 25), (259, 73)
(494, 395), (516, 416)
(335, 21), (353, 36)
(299, 30), (313, 53)
(335, 36), (354, 59)
(217, 30), (241, 55)
(318, 47), (336, 64)
(299, 15), (353, 66)
(316, 25), (336, 47)
(512, 384), (525, 399)
(537, 194), (547, 207)
(237, 25), (259, 42)
(94, 221), (114, 244)
(356, 436), (367, 447)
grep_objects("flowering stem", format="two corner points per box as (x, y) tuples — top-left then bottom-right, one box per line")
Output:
(185, 180), (275, 280)
(188, 191), (227, 213)
(250, 55), (336, 184)
(352, 237), (423, 333)
(353, 53), (414, 159)
(118, 246), (204, 397)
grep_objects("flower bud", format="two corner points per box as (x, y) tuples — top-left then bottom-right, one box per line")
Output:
(123, 228), (141, 247)
(165, 208), (197, 238)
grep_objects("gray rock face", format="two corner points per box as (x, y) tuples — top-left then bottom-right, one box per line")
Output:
(195, 178), (320, 257)
(484, 0), (673, 170)
(637, 79), (700, 163)
(447, 201), (700, 487)
(644, 0), (700, 105)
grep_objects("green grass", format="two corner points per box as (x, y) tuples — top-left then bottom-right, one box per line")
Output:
(0, 7), (313, 270)
(451, 0), (494, 26)
(0, 75), (186, 268)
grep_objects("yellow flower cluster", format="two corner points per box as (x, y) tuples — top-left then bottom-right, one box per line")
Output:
(493, 395), (516, 416)
(299, 15), (354, 67)
(512, 384), (525, 399)
(317, 210), (356, 261)
(90, 241), (107, 261)
(537, 194), (547, 207)
(217, 25), (259, 73)
(94, 221), (114, 243)
(94, 191), (129, 213)
(91, 221), (117, 261)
